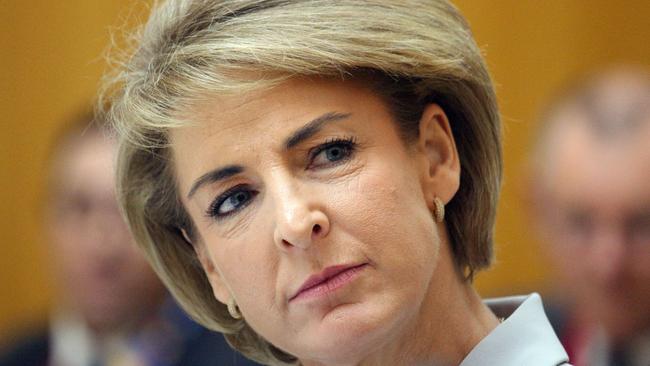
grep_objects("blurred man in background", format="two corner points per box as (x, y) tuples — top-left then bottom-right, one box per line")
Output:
(0, 113), (259, 366)
(530, 68), (650, 366)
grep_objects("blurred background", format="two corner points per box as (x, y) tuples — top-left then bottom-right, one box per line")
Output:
(1, 0), (649, 346)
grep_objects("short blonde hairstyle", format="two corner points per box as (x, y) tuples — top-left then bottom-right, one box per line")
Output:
(101, 1), (502, 364)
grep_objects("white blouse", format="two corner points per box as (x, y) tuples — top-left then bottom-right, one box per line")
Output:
(460, 293), (571, 366)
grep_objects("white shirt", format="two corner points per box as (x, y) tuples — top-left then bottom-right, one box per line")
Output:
(49, 311), (146, 366)
(460, 293), (571, 366)
(49, 312), (96, 366)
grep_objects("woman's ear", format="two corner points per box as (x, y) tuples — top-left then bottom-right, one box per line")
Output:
(416, 103), (461, 207)
(194, 240), (232, 306)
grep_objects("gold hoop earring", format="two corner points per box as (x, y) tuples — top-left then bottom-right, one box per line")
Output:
(433, 197), (445, 223)
(227, 298), (242, 319)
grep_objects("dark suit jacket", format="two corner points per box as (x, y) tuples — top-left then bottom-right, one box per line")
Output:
(0, 325), (260, 366)
(0, 295), (262, 366)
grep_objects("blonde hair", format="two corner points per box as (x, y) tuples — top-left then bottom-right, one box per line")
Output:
(101, 1), (501, 364)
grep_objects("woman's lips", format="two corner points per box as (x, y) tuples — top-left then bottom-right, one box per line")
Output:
(290, 263), (368, 302)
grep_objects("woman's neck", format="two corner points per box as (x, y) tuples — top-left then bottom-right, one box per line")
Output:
(361, 240), (499, 366)
(299, 232), (499, 366)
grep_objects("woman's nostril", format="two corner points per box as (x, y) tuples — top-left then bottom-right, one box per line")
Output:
(313, 224), (322, 235)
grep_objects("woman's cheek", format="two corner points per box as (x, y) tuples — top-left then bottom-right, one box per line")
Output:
(241, 246), (279, 297)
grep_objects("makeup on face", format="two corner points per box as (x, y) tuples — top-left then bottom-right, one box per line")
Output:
(289, 263), (369, 303)
(171, 78), (442, 362)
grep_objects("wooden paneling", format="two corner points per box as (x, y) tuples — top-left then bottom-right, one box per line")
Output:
(0, 0), (147, 342)
(454, 0), (650, 296)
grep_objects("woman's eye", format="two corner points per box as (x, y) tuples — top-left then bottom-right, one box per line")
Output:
(310, 138), (356, 168)
(207, 186), (256, 218)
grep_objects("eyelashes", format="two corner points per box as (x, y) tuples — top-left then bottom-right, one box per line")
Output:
(307, 136), (357, 169)
(206, 184), (258, 219)
(205, 136), (358, 220)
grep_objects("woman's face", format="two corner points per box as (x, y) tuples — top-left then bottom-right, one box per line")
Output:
(171, 78), (458, 364)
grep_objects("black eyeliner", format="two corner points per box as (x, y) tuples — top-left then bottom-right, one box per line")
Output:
(205, 184), (256, 219)
(308, 136), (358, 162)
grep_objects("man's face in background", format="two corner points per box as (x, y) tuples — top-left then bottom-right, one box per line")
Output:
(534, 107), (650, 342)
(46, 131), (164, 333)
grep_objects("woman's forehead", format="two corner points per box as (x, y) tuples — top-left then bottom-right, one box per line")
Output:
(169, 78), (395, 191)
(172, 77), (386, 143)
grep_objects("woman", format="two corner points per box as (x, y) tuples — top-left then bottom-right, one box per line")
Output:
(102, 1), (570, 365)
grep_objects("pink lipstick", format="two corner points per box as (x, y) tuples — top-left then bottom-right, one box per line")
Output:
(290, 263), (367, 302)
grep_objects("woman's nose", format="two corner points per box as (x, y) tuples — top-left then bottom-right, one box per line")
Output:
(272, 183), (330, 251)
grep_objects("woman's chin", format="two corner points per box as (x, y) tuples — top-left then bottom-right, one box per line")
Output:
(288, 300), (409, 365)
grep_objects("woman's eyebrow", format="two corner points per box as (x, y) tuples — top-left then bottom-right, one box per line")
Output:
(187, 112), (351, 199)
(187, 165), (243, 199)
(284, 112), (351, 150)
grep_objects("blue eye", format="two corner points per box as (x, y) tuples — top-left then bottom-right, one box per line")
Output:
(207, 185), (256, 218)
(310, 137), (357, 168)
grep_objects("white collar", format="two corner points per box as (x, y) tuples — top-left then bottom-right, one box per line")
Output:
(49, 312), (97, 366)
(49, 311), (133, 366)
(459, 293), (570, 366)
